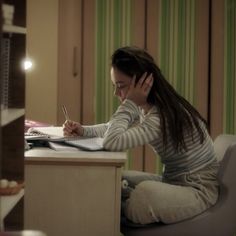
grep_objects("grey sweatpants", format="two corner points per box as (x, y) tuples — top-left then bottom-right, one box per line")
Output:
(121, 163), (219, 225)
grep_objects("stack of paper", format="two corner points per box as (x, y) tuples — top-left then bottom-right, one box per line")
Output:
(25, 126), (104, 151)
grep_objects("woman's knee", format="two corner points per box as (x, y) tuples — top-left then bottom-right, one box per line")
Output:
(124, 181), (162, 224)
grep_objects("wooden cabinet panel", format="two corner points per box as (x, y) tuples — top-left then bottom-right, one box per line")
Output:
(26, 0), (82, 125)
(57, 0), (83, 125)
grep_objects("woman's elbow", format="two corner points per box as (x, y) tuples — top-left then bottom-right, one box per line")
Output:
(102, 138), (125, 151)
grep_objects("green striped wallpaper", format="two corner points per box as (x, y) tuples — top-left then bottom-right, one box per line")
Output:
(95, 0), (197, 106)
(224, 0), (236, 134)
(158, 0), (196, 105)
(94, 0), (236, 172)
(95, 0), (197, 122)
(95, 0), (133, 123)
(95, 0), (200, 173)
(144, 0), (197, 174)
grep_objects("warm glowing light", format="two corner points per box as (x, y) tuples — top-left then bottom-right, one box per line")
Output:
(22, 59), (33, 71)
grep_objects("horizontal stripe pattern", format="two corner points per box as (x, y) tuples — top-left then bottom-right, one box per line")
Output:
(103, 100), (161, 151)
(83, 123), (109, 137)
(83, 99), (217, 178)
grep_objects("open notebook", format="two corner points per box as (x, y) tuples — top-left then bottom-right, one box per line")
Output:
(25, 126), (104, 151)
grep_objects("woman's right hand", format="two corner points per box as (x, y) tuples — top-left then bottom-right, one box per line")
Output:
(62, 120), (83, 137)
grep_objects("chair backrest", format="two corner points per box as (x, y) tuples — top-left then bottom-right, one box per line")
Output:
(213, 134), (236, 161)
(213, 134), (236, 186)
(210, 141), (236, 236)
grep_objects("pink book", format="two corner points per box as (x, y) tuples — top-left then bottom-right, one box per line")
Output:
(25, 119), (52, 132)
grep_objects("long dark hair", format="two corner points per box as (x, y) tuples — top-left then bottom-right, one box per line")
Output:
(111, 46), (207, 151)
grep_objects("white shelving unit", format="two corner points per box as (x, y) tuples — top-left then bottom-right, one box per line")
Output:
(3, 24), (26, 34)
(0, 1), (26, 229)
(0, 189), (25, 230)
(1, 108), (25, 126)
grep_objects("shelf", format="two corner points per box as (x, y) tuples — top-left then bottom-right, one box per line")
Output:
(1, 108), (25, 126)
(0, 189), (24, 230)
(0, 230), (47, 236)
(3, 24), (26, 34)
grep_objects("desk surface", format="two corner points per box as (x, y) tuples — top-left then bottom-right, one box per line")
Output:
(25, 147), (126, 166)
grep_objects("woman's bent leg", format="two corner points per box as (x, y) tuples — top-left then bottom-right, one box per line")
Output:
(124, 180), (207, 224)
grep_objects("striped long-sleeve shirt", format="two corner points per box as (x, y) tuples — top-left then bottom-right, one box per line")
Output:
(82, 99), (218, 178)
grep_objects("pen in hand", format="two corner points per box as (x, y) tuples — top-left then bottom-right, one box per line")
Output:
(62, 105), (70, 120)
(62, 105), (83, 136)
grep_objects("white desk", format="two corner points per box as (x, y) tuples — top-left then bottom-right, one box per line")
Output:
(24, 148), (126, 236)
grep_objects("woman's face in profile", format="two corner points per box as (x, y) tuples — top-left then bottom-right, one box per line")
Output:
(111, 67), (132, 102)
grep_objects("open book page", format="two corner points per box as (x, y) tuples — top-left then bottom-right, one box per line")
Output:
(25, 126), (104, 151)
(48, 141), (79, 151)
(64, 137), (104, 151)
(25, 126), (65, 141)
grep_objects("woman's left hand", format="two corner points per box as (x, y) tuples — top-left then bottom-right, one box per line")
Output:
(126, 72), (153, 107)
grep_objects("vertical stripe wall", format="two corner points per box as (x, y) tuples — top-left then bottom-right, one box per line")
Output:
(95, 0), (148, 171)
(224, 0), (236, 134)
(95, 0), (198, 111)
(95, 0), (132, 123)
(210, 0), (236, 138)
(93, 0), (236, 173)
(94, 0), (207, 174)
(158, 0), (196, 109)
(145, 0), (200, 174)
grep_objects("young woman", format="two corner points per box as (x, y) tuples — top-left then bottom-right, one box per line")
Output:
(63, 46), (219, 225)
